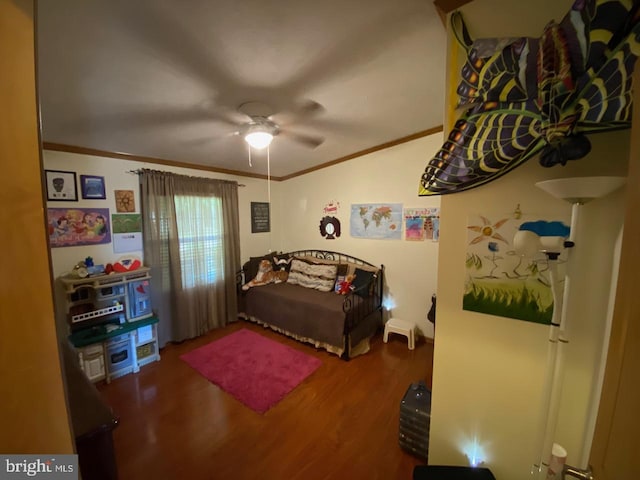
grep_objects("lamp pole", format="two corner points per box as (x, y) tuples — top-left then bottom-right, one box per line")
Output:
(531, 177), (625, 478)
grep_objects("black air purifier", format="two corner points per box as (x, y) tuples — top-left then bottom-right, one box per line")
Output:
(399, 380), (432, 460)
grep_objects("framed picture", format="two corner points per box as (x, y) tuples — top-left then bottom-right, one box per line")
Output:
(250, 202), (270, 233)
(114, 189), (136, 212)
(45, 170), (78, 201)
(80, 175), (106, 199)
(47, 207), (111, 248)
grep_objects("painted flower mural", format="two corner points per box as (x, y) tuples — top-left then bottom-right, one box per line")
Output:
(464, 213), (570, 324)
(468, 216), (509, 245)
(486, 241), (502, 278)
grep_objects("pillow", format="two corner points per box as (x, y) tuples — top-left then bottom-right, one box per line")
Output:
(333, 264), (349, 291)
(292, 255), (339, 266)
(351, 267), (376, 298)
(344, 262), (378, 277)
(272, 254), (294, 272)
(336, 264), (348, 276)
(287, 258), (338, 292)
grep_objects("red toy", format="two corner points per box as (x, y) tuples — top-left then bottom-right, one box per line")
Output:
(337, 274), (356, 295)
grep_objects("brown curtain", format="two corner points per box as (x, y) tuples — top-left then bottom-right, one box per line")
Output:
(141, 169), (240, 347)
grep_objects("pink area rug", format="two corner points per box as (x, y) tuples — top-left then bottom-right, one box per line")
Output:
(180, 329), (322, 414)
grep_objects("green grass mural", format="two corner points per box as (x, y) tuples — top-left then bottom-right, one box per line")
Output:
(463, 279), (553, 324)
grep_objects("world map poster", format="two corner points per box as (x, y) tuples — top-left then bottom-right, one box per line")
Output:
(350, 203), (402, 239)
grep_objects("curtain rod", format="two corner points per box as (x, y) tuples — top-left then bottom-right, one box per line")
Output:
(127, 169), (246, 187)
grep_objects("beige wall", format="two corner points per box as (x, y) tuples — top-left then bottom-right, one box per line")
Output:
(278, 134), (443, 337)
(429, 0), (630, 477)
(0, 0), (73, 453)
(43, 150), (282, 340)
(44, 132), (443, 342)
(43, 150), (281, 280)
(430, 132), (628, 478)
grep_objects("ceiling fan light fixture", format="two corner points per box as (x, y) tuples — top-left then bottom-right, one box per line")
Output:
(244, 128), (273, 149)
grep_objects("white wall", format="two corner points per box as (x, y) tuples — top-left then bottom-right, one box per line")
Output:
(277, 134), (442, 337)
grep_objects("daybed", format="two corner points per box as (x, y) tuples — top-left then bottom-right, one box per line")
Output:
(237, 250), (384, 359)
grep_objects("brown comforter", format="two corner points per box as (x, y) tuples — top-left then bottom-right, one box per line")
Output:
(244, 282), (365, 349)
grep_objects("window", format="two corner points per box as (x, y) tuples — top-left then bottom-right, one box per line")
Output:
(174, 195), (224, 288)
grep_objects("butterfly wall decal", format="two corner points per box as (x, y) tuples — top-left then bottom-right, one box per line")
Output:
(419, 0), (640, 196)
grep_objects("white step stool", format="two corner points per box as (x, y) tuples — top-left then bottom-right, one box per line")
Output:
(383, 318), (415, 350)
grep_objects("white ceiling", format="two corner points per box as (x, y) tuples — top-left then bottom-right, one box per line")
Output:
(37, 0), (446, 178)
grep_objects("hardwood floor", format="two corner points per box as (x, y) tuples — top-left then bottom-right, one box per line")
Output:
(97, 321), (434, 480)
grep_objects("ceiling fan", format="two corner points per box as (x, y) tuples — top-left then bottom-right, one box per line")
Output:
(224, 100), (326, 150)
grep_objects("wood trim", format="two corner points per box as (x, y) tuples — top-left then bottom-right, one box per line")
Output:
(43, 125), (443, 182)
(42, 142), (274, 180)
(433, 0), (474, 25)
(279, 126), (444, 181)
(433, 0), (474, 13)
(435, 5), (447, 26)
(589, 68), (640, 478)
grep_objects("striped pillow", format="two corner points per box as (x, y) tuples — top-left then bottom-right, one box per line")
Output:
(287, 259), (338, 292)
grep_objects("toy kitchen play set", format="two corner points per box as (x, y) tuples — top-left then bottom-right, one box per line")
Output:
(60, 258), (160, 383)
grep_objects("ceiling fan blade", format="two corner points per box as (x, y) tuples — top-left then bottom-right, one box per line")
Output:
(294, 99), (325, 116)
(213, 103), (255, 125)
(58, 105), (245, 134)
(105, 0), (239, 98)
(208, 111), (245, 127)
(269, 99), (325, 126)
(183, 130), (240, 146)
(279, 128), (325, 148)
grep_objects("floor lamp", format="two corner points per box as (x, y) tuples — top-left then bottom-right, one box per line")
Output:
(521, 176), (625, 479)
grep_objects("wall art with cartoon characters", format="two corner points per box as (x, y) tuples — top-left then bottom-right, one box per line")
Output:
(48, 207), (111, 248)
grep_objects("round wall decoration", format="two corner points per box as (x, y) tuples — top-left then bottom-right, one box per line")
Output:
(319, 216), (341, 240)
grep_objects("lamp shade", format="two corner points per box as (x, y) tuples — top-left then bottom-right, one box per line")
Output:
(244, 129), (273, 149)
(535, 176), (626, 204)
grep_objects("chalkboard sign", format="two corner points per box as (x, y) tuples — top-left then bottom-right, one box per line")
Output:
(251, 202), (270, 233)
